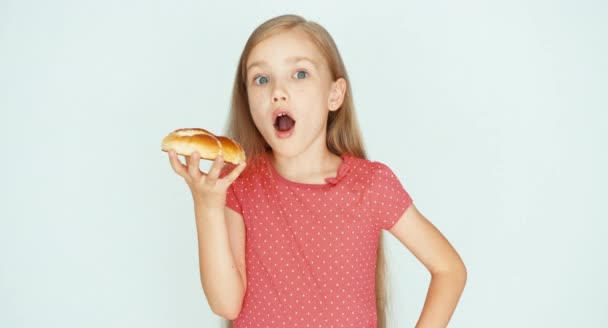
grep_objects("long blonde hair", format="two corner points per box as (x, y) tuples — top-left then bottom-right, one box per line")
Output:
(223, 14), (392, 328)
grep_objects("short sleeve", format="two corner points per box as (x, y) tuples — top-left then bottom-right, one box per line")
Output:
(368, 162), (413, 230)
(220, 166), (243, 214)
(225, 184), (242, 214)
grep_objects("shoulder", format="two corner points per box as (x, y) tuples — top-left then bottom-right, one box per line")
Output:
(344, 154), (397, 178)
(225, 153), (269, 191)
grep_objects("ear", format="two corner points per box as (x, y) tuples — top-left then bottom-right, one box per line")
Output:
(328, 77), (347, 112)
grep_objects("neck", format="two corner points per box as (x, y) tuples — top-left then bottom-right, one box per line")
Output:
(269, 148), (342, 184)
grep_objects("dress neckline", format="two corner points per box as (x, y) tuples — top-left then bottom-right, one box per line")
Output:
(265, 153), (353, 189)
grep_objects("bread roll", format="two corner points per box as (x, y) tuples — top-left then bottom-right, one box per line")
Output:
(161, 128), (246, 164)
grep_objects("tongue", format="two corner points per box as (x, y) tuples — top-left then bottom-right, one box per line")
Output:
(277, 115), (295, 131)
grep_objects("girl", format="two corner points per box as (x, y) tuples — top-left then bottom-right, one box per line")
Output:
(168, 14), (466, 328)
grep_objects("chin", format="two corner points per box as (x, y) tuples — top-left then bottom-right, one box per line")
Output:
(268, 144), (301, 158)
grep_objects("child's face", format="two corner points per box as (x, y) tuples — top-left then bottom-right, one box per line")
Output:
(245, 29), (344, 158)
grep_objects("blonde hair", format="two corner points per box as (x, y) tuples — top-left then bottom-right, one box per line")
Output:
(223, 14), (392, 328)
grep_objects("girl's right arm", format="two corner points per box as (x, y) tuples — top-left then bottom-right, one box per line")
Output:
(168, 150), (247, 320)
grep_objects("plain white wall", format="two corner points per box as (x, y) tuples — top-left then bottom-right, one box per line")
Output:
(1, 0), (606, 327)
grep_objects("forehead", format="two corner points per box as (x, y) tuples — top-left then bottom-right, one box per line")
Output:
(246, 29), (326, 69)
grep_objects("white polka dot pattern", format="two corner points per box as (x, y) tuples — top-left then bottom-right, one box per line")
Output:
(224, 153), (413, 327)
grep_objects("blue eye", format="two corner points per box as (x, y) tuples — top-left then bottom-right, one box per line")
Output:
(254, 76), (269, 85)
(294, 71), (308, 79)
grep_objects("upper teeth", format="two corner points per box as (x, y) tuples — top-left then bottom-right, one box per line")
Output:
(278, 113), (286, 117)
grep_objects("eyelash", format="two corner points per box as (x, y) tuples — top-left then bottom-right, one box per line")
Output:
(253, 76), (269, 85)
(252, 70), (309, 85)
(294, 70), (309, 79)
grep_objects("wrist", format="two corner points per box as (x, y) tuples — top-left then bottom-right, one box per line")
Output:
(191, 188), (225, 205)
(193, 195), (225, 212)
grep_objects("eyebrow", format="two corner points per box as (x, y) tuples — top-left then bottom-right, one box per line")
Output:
(246, 56), (319, 72)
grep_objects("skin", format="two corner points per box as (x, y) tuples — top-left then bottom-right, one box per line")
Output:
(245, 29), (347, 183)
(168, 29), (467, 326)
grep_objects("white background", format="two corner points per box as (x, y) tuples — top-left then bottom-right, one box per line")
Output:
(1, 0), (607, 327)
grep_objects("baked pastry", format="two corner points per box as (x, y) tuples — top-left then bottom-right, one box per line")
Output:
(161, 128), (246, 164)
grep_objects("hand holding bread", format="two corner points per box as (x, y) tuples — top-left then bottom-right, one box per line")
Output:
(163, 128), (247, 208)
(161, 128), (246, 165)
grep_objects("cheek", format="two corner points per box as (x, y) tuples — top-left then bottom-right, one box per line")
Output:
(294, 84), (326, 105)
(246, 93), (266, 129)
(247, 87), (269, 108)
(246, 91), (261, 114)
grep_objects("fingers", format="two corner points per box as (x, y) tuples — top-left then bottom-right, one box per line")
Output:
(168, 150), (188, 177)
(187, 152), (202, 179)
(168, 150), (244, 187)
(224, 161), (247, 183)
(205, 155), (225, 184)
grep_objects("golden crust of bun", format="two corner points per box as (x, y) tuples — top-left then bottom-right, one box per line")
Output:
(161, 128), (246, 164)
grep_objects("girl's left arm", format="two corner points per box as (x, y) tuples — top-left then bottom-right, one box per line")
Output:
(388, 203), (467, 328)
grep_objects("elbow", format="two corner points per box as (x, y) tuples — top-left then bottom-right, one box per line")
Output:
(452, 260), (467, 282)
(452, 259), (467, 279)
(209, 292), (245, 321)
(458, 264), (468, 287)
(458, 259), (468, 282)
(214, 309), (241, 321)
(212, 304), (242, 321)
(206, 279), (246, 320)
(432, 259), (467, 282)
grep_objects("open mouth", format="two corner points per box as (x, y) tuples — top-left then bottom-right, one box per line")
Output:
(274, 113), (296, 132)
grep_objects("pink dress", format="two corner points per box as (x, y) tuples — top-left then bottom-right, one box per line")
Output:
(225, 153), (413, 327)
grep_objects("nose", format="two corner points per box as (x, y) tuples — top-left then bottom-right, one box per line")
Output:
(271, 83), (288, 103)
(272, 95), (287, 103)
